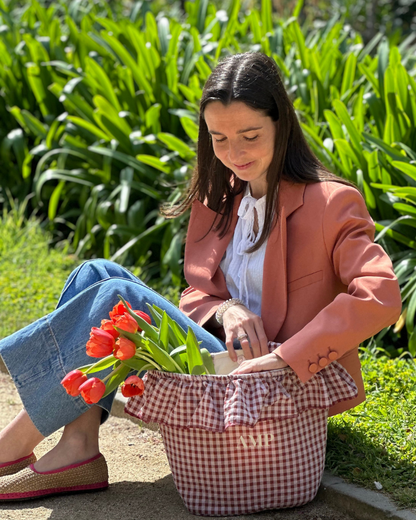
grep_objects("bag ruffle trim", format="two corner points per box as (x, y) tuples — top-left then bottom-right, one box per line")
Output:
(124, 361), (357, 433)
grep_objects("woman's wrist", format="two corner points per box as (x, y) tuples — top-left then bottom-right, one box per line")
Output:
(215, 298), (245, 325)
(271, 350), (287, 368)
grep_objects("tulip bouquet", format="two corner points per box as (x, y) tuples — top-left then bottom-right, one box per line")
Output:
(61, 295), (216, 405)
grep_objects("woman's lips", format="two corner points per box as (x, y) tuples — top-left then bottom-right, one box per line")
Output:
(233, 161), (254, 170)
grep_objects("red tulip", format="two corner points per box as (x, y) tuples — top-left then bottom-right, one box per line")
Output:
(114, 312), (139, 334)
(109, 301), (132, 321)
(61, 370), (87, 397)
(86, 327), (115, 358)
(114, 337), (136, 360)
(121, 375), (145, 397)
(133, 311), (152, 331)
(100, 319), (120, 339)
(79, 377), (106, 404)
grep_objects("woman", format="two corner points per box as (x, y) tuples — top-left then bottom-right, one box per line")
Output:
(0, 52), (401, 501)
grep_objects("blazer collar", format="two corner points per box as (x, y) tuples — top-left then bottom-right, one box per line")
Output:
(185, 180), (306, 338)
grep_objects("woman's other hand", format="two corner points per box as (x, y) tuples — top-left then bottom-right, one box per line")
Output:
(222, 304), (269, 361)
(230, 352), (288, 375)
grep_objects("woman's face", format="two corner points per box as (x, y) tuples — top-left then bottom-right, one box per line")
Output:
(204, 101), (276, 199)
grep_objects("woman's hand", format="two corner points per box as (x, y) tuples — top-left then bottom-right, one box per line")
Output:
(230, 352), (288, 375)
(222, 304), (269, 361)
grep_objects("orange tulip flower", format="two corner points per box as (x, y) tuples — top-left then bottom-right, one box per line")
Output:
(86, 327), (115, 357)
(61, 369), (87, 397)
(114, 337), (136, 360)
(79, 377), (106, 404)
(121, 375), (145, 397)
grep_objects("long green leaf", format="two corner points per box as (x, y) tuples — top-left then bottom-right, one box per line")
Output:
(157, 132), (196, 159)
(158, 311), (169, 352)
(121, 357), (149, 373)
(185, 326), (204, 374)
(200, 348), (216, 374)
(102, 364), (131, 398)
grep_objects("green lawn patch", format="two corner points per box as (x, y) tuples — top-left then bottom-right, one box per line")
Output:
(326, 354), (416, 508)
(0, 210), (179, 340)
(0, 210), (78, 340)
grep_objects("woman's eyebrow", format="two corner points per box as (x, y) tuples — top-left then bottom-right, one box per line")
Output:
(208, 126), (263, 135)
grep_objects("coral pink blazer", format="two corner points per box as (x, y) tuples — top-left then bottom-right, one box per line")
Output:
(179, 180), (402, 415)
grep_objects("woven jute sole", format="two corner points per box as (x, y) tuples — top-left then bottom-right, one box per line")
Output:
(0, 453), (37, 478)
(0, 453), (108, 501)
(1, 482), (108, 501)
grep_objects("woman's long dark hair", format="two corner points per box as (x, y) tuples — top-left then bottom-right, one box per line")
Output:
(164, 52), (352, 251)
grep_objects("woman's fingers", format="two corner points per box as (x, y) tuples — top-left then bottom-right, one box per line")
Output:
(225, 329), (252, 361)
(254, 320), (269, 356)
(241, 317), (268, 358)
(238, 333), (253, 360)
(225, 333), (237, 361)
(230, 353), (288, 375)
(242, 323), (260, 358)
(223, 305), (268, 360)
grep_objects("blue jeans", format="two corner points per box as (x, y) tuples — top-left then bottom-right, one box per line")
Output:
(0, 260), (226, 436)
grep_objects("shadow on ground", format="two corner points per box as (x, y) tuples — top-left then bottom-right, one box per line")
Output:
(0, 475), (349, 520)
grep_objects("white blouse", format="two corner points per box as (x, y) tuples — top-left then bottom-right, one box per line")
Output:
(219, 188), (268, 317)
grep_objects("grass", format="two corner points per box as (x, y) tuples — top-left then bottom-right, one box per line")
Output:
(0, 207), (78, 340)
(0, 206), (180, 340)
(326, 352), (416, 508)
(0, 212), (415, 508)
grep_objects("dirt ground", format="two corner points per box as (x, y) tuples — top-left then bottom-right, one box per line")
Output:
(0, 372), (354, 520)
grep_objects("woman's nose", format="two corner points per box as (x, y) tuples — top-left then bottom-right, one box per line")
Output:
(227, 143), (245, 163)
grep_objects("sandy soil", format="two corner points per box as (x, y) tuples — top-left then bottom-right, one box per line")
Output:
(0, 372), (353, 520)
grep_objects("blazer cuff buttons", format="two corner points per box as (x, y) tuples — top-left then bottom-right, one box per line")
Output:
(308, 349), (338, 373)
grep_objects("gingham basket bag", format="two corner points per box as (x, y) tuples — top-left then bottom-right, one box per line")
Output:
(125, 361), (357, 517)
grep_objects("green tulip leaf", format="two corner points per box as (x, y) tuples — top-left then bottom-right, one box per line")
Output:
(158, 311), (169, 352)
(102, 364), (131, 398)
(86, 355), (118, 374)
(121, 357), (149, 373)
(186, 326), (204, 374)
(191, 364), (206, 376)
(200, 348), (216, 375)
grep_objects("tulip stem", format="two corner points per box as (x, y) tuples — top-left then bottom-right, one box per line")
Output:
(102, 362), (125, 383)
(135, 352), (162, 370)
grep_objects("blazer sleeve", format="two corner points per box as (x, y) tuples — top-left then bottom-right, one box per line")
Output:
(278, 185), (402, 383)
(179, 286), (225, 326)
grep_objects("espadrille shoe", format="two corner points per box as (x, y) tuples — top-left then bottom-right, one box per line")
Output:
(0, 453), (37, 477)
(0, 453), (108, 501)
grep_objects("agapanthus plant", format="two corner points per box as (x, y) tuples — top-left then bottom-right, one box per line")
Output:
(61, 295), (216, 404)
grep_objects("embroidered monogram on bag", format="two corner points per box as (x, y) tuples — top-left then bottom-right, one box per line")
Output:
(239, 433), (274, 448)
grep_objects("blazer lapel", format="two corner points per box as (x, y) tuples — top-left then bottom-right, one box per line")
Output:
(185, 181), (306, 341)
(184, 193), (244, 298)
(261, 181), (306, 341)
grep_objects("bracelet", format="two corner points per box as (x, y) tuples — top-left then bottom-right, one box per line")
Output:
(215, 298), (245, 325)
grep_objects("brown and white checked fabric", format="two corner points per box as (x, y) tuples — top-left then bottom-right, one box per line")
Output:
(125, 362), (357, 516)
(160, 410), (327, 515)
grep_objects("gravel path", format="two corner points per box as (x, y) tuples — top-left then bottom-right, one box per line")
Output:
(0, 372), (353, 520)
